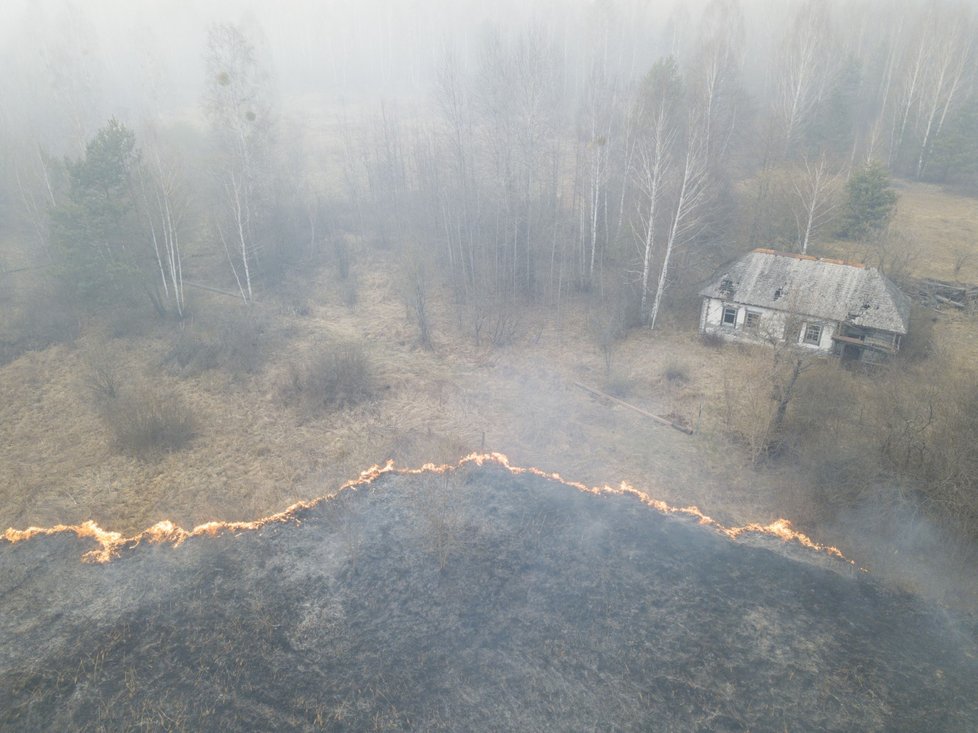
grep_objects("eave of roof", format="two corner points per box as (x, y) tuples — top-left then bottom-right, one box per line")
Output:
(699, 249), (911, 334)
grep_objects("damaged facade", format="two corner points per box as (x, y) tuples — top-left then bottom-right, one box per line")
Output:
(699, 249), (911, 363)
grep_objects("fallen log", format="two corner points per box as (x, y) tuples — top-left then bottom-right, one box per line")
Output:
(183, 281), (249, 300)
(573, 382), (695, 435)
(935, 294), (966, 309)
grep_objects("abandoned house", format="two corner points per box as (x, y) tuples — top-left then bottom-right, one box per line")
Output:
(699, 249), (911, 362)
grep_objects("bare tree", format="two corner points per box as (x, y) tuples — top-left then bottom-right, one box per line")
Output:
(204, 23), (272, 303)
(689, 0), (745, 170)
(791, 153), (843, 254)
(138, 139), (187, 317)
(912, 5), (974, 178)
(648, 119), (709, 331)
(774, 0), (836, 156)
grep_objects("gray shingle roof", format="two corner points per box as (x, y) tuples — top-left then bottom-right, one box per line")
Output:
(700, 249), (911, 334)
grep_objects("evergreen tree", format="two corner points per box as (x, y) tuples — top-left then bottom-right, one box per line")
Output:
(836, 161), (897, 240)
(50, 119), (158, 310)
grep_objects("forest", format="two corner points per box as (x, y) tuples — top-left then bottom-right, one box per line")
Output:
(2, 0), (978, 607)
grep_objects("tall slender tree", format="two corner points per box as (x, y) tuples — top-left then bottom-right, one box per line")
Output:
(204, 22), (272, 302)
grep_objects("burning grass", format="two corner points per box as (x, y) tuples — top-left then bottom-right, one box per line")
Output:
(2, 464), (976, 732)
(1, 452), (851, 564)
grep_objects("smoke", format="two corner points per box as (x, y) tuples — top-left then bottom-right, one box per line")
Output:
(826, 480), (978, 609)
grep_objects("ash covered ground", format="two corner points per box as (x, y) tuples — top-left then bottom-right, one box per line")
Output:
(1, 464), (976, 732)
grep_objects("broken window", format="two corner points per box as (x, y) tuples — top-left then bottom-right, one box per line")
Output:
(745, 311), (761, 329)
(722, 306), (737, 326)
(802, 323), (822, 345)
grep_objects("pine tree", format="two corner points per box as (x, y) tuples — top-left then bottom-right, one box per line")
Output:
(836, 161), (897, 240)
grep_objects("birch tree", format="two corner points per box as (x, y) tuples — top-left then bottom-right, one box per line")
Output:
(912, 6), (975, 178)
(775, 0), (836, 157)
(204, 23), (272, 302)
(634, 59), (683, 320)
(791, 153), (843, 254)
(647, 119), (709, 332)
(689, 0), (744, 171)
(577, 63), (619, 290)
(139, 140), (186, 317)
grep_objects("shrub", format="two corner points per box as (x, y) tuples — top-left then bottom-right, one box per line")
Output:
(701, 331), (725, 349)
(283, 341), (377, 414)
(83, 349), (121, 404)
(162, 307), (272, 376)
(0, 283), (79, 366)
(897, 306), (936, 364)
(100, 387), (196, 458)
(663, 362), (689, 383)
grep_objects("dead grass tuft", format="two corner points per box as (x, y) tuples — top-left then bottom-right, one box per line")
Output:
(281, 341), (377, 415)
(162, 307), (276, 376)
(663, 362), (690, 383)
(99, 386), (196, 459)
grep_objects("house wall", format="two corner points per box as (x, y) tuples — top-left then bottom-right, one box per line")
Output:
(700, 298), (836, 353)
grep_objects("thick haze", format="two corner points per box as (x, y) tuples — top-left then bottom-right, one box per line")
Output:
(1, 0), (759, 150)
(4, 0), (977, 155)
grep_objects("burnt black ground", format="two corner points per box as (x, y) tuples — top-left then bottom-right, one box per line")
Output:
(1, 464), (976, 732)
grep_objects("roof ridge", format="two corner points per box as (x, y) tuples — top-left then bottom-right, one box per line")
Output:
(750, 248), (864, 269)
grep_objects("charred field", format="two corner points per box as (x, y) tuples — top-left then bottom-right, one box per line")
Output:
(2, 461), (976, 732)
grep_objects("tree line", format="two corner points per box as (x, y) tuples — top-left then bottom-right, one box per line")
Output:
(0, 0), (974, 327)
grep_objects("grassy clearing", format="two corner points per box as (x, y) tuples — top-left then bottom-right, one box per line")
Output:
(1, 182), (977, 608)
(818, 180), (978, 283)
(0, 253), (755, 537)
(890, 181), (978, 281)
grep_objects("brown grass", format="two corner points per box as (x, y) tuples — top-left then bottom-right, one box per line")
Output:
(3, 190), (978, 608)
(818, 180), (978, 283)
(0, 254), (774, 538)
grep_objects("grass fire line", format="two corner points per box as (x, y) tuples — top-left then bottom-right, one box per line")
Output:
(2, 452), (852, 566)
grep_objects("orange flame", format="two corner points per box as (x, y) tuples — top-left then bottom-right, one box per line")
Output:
(1, 453), (852, 565)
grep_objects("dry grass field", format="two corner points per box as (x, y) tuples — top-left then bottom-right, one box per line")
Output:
(890, 181), (978, 282)
(0, 255), (761, 534)
(2, 177), (977, 607)
(818, 179), (978, 283)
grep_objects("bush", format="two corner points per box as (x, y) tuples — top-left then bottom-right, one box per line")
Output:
(162, 307), (272, 376)
(0, 283), (79, 366)
(100, 386), (196, 458)
(701, 331), (725, 348)
(282, 341), (377, 415)
(82, 348), (121, 404)
(663, 362), (689, 383)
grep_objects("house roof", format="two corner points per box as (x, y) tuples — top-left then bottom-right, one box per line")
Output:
(699, 249), (911, 334)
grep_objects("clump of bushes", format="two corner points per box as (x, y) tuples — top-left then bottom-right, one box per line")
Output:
(282, 341), (377, 415)
(0, 282), (79, 366)
(701, 331), (725, 349)
(663, 362), (689, 383)
(162, 307), (274, 376)
(84, 355), (196, 458)
(101, 388), (197, 458)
